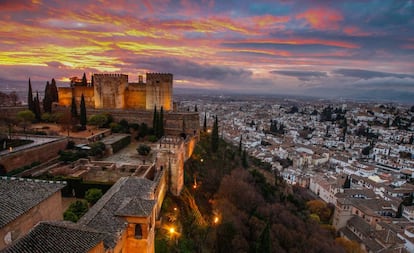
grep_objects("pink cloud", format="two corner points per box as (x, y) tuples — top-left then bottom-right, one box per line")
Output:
(343, 26), (371, 36)
(296, 8), (343, 30)
(249, 15), (290, 30)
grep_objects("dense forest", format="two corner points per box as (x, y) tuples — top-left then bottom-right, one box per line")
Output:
(155, 132), (348, 253)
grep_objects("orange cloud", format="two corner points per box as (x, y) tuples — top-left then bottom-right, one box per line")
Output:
(296, 8), (343, 30)
(229, 38), (359, 49)
(249, 15), (290, 29)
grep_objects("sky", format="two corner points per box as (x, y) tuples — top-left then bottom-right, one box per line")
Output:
(0, 0), (413, 102)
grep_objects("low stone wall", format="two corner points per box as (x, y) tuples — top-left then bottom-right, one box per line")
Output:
(0, 137), (67, 173)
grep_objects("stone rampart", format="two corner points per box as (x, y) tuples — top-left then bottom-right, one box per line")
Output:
(0, 136), (67, 173)
(93, 74), (128, 109)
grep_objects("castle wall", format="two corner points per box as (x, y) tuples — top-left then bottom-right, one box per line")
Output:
(125, 83), (146, 109)
(0, 137), (67, 173)
(73, 86), (95, 108)
(93, 74), (128, 109)
(87, 109), (200, 136)
(57, 87), (73, 107)
(145, 73), (173, 111)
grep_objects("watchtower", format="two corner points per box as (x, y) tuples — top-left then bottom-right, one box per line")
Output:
(145, 73), (173, 111)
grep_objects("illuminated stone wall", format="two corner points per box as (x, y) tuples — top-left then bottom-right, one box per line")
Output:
(58, 72), (173, 111)
(124, 83), (146, 109)
(93, 74), (128, 109)
(145, 73), (173, 111)
(73, 86), (94, 108)
(58, 87), (72, 107)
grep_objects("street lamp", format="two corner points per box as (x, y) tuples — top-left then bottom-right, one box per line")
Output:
(169, 226), (178, 245)
(214, 216), (219, 224)
(169, 227), (175, 234)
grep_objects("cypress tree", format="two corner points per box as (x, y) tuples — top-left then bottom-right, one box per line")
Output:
(158, 106), (164, 138)
(343, 175), (351, 189)
(50, 78), (58, 103)
(91, 75), (94, 86)
(195, 105), (198, 112)
(28, 78), (34, 113)
(71, 96), (78, 118)
(396, 202), (403, 218)
(34, 92), (41, 121)
(80, 94), (87, 129)
(152, 106), (158, 137)
(242, 148), (248, 168)
(256, 223), (271, 253)
(43, 81), (52, 113)
(82, 73), (87, 86)
(211, 115), (219, 152)
(203, 112), (207, 132)
(238, 135), (243, 155)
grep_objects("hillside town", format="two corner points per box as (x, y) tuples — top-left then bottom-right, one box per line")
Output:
(179, 94), (414, 252)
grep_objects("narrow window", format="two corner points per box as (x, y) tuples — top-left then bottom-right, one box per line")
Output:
(135, 224), (142, 239)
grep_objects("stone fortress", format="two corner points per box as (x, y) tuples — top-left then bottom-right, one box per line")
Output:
(58, 73), (173, 111)
(0, 71), (201, 253)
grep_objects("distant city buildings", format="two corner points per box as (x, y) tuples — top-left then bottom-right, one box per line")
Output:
(179, 95), (414, 252)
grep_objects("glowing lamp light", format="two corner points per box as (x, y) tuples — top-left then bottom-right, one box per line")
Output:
(200, 158), (203, 163)
(214, 216), (219, 224)
(169, 227), (175, 234)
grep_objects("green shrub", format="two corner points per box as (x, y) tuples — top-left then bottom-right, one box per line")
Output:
(85, 188), (103, 204)
(137, 144), (151, 156)
(67, 140), (75, 149)
(147, 135), (158, 143)
(110, 122), (122, 133)
(63, 210), (78, 222)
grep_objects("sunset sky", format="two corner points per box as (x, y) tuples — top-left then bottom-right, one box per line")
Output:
(0, 0), (413, 101)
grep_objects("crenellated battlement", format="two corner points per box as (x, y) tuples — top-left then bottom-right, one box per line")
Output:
(94, 73), (129, 77)
(146, 73), (173, 82)
(58, 71), (173, 111)
(93, 73), (128, 81)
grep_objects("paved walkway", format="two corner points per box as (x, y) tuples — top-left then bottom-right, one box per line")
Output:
(100, 140), (156, 166)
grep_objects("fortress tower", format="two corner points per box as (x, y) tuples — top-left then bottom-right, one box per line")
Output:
(93, 74), (128, 109)
(58, 72), (173, 111)
(145, 73), (173, 111)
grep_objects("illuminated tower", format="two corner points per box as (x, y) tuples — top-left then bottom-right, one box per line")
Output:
(145, 73), (173, 111)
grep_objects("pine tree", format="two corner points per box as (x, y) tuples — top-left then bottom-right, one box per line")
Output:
(203, 112), (207, 132)
(28, 78), (34, 113)
(71, 96), (78, 118)
(211, 115), (219, 152)
(82, 73), (87, 86)
(80, 94), (87, 129)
